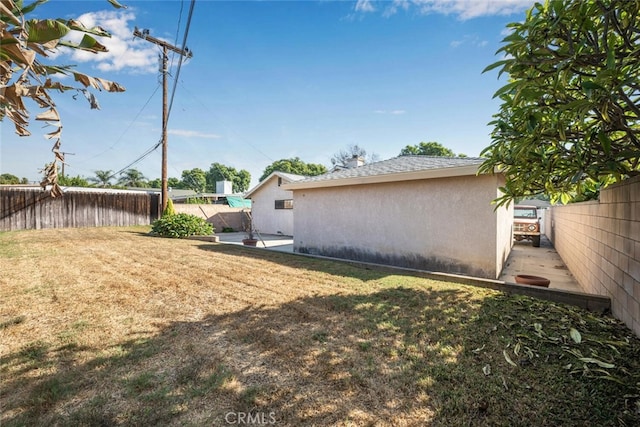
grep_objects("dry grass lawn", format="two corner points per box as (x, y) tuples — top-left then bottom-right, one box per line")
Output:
(1, 227), (639, 426)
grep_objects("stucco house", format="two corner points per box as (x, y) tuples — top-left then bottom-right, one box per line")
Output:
(282, 156), (513, 279)
(245, 171), (306, 236)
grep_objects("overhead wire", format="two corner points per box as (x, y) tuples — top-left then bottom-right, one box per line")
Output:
(176, 81), (275, 163)
(107, 0), (193, 183)
(159, 0), (263, 191)
(169, 0), (185, 70)
(94, 0), (256, 190)
(73, 83), (161, 166)
(107, 141), (162, 182)
(166, 0), (195, 124)
(164, 0), (236, 187)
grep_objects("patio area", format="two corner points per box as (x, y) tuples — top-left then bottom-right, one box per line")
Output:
(216, 232), (294, 253)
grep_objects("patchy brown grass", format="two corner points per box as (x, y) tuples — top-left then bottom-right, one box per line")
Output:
(1, 226), (639, 426)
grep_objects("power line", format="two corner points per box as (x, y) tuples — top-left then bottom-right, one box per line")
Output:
(78, 83), (161, 164)
(170, 0), (185, 70)
(133, 23), (193, 213)
(48, 2), (192, 183)
(108, 141), (162, 181)
(176, 81), (275, 163)
(166, 0), (196, 124)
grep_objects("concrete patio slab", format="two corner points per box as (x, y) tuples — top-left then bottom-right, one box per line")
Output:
(216, 232), (294, 252)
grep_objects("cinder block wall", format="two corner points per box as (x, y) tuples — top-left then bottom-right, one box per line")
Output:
(547, 175), (640, 336)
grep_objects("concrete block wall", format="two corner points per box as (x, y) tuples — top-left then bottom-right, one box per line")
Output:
(547, 175), (640, 337)
(174, 204), (245, 233)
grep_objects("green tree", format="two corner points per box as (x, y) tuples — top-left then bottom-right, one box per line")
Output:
(88, 170), (114, 187)
(148, 177), (181, 189)
(58, 175), (91, 187)
(480, 0), (640, 206)
(162, 198), (176, 217)
(181, 168), (207, 192)
(206, 163), (250, 193)
(117, 169), (148, 187)
(168, 177), (182, 189)
(399, 142), (460, 157)
(0, 0), (126, 196)
(330, 144), (380, 167)
(0, 173), (28, 184)
(259, 157), (327, 182)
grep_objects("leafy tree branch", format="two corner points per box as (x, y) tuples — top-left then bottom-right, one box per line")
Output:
(480, 0), (640, 207)
(1, 0), (126, 196)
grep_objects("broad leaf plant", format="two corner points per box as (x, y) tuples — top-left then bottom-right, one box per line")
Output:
(1, 0), (126, 196)
(480, 0), (640, 206)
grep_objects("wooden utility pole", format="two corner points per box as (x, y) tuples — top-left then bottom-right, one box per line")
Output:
(60, 152), (75, 177)
(133, 27), (192, 213)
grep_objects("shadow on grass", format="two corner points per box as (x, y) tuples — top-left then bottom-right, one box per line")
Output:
(195, 242), (428, 283)
(2, 285), (639, 426)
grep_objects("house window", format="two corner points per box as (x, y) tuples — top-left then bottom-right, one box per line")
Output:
(275, 199), (293, 209)
(278, 177), (282, 187)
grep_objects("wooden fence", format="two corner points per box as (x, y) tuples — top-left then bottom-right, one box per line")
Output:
(0, 187), (160, 231)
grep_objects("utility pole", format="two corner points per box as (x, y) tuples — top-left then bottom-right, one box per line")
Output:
(133, 27), (192, 213)
(60, 152), (75, 177)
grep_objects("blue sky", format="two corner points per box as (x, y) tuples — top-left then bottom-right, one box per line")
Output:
(1, 0), (534, 188)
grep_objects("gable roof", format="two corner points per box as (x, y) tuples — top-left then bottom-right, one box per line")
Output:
(282, 156), (487, 190)
(244, 171), (307, 198)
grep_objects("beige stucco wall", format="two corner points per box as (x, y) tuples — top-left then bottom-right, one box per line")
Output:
(292, 174), (511, 279)
(495, 180), (514, 276)
(547, 175), (640, 337)
(174, 204), (245, 232)
(249, 175), (295, 236)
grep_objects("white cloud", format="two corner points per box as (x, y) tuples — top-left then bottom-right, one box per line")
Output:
(167, 129), (222, 139)
(57, 9), (159, 74)
(382, 0), (411, 18)
(355, 0), (376, 13)
(360, 0), (533, 20)
(450, 34), (489, 48)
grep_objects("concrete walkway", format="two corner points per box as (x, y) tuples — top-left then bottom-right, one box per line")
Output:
(499, 235), (583, 293)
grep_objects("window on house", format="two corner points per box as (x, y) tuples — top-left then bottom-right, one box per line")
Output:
(275, 199), (293, 209)
(278, 177), (282, 187)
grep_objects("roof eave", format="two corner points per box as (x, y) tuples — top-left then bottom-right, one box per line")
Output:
(245, 171), (304, 198)
(282, 164), (490, 191)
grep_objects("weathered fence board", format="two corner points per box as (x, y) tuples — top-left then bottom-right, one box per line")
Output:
(0, 188), (160, 231)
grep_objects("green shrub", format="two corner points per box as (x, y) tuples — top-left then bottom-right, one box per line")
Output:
(151, 213), (214, 238)
(162, 198), (176, 217)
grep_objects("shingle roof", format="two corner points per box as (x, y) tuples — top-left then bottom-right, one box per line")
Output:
(274, 172), (307, 182)
(282, 156), (486, 190)
(310, 156), (483, 181)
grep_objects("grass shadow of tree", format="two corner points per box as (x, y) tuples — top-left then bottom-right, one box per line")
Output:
(195, 242), (437, 283)
(1, 285), (482, 425)
(2, 284), (638, 426)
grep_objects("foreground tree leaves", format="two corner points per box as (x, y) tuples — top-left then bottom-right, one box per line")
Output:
(0, 0), (126, 196)
(481, 0), (640, 207)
